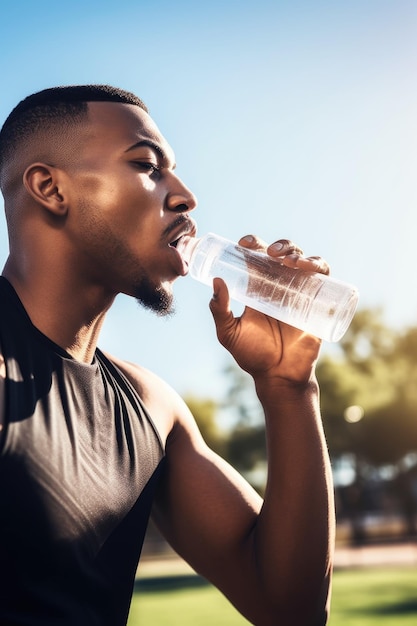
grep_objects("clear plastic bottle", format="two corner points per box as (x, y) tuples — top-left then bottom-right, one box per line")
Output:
(177, 232), (359, 342)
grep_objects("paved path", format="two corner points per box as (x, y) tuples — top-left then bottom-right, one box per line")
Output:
(334, 541), (417, 568)
(137, 541), (417, 580)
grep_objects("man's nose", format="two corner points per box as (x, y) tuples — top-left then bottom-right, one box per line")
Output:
(165, 176), (198, 213)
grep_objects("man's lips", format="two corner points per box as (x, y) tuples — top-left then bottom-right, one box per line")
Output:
(167, 219), (197, 276)
(167, 218), (197, 249)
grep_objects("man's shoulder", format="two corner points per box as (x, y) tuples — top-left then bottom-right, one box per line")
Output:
(103, 353), (162, 396)
(102, 353), (186, 443)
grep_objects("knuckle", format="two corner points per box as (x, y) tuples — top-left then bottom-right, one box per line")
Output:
(306, 256), (330, 275)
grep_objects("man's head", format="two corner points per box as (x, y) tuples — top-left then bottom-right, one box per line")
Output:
(0, 85), (196, 315)
(0, 85), (148, 194)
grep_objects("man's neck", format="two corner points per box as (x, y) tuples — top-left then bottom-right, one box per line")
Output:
(2, 259), (114, 363)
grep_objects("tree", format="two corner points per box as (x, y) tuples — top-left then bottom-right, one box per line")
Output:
(183, 395), (226, 457)
(187, 309), (417, 510)
(317, 308), (402, 463)
(316, 309), (417, 539)
(358, 324), (417, 466)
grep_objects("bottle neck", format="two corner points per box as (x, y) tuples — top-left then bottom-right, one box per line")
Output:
(175, 235), (201, 265)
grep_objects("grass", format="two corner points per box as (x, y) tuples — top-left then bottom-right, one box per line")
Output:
(127, 566), (417, 625)
(128, 575), (250, 625)
(329, 566), (417, 625)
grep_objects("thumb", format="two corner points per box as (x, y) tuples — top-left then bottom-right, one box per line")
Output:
(209, 278), (236, 343)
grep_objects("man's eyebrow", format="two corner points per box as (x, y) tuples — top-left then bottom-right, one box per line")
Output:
(125, 140), (175, 167)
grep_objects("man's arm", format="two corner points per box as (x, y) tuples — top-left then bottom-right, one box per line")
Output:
(150, 237), (334, 625)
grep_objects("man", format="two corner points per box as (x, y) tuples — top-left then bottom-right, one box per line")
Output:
(0, 85), (334, 625)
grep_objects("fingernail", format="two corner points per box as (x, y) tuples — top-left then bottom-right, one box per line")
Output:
(212, 278), (219, 299)
(242, 235), (255, 243)
(269, 242), (284, 254)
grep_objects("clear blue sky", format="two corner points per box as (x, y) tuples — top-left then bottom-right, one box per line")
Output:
(0, 0), (416, 403)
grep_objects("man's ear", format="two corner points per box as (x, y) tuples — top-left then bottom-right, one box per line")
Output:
(23, 163), (68, 216)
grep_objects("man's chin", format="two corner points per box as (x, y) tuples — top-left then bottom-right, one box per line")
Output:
(138, 300), (176, 317)
(134, 283), (175, 317)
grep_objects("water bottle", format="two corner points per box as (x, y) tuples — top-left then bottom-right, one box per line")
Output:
(177, 232), (359, 342)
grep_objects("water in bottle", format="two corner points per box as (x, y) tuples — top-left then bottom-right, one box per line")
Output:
(176, 232), (359, 342)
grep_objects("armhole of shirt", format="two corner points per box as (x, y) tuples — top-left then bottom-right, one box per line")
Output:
(0, 346), (5, 445)
(96, 350), (165, 456)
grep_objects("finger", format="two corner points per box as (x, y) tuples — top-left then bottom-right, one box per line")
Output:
(238, 234), (268, 252)
(280, 254), (330, 275)
(238, 236), (328, 275)
(304, 255), (331, 275)
(267, 239), (304, 257)
(209, 278), (242, 349)
(209, 278), (235, 337)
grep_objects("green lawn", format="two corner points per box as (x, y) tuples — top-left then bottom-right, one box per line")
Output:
(329, 566), (417, 625)
(127, 566), (417, 625)
(128, 576), (249, 625)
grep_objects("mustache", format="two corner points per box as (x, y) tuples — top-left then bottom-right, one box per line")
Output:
(162, 215), (197, 240)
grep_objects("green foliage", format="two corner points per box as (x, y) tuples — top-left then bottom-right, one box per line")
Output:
(318, 308), (417, 468)
(226, 424), (266, 473)
(339, 308), (396, 367)
(220, 364), (267, 477)
(128, 567), (417, 626)
(185, 308), (417, 481)
(221, 364), (263, 427)
(183, 395), (226, 457)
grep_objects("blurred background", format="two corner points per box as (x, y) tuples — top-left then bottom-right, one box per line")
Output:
(1, 1), (416, 623)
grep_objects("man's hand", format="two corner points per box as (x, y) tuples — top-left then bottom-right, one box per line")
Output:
(154, 235), (334, 625)
(209, 235), (330, 384)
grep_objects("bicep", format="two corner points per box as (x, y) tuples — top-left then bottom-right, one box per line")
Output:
(108, 353), (263, 569)
(152, 410), (263, 587)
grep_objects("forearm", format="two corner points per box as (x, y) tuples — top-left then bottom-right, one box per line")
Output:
(252, 376), (335, 624)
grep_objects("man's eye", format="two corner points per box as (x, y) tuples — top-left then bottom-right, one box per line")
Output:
(133, 162), (160, 175)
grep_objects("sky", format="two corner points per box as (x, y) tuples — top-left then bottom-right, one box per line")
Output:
(0, 0), (416, 407)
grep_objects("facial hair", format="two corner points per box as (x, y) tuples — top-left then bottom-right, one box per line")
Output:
(134, 274), (175, 317)
(76, 197), (176, 316)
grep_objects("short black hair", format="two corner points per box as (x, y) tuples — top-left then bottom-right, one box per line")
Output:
(0, 84), (148, 175)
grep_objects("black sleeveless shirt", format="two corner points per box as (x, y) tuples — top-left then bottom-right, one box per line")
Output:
(0, 277), (166, 625)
